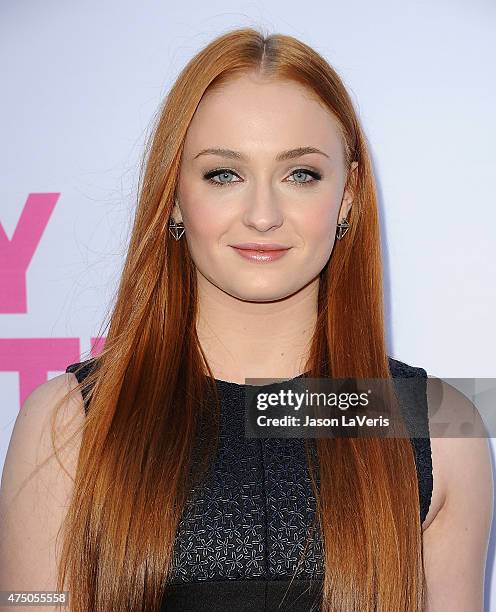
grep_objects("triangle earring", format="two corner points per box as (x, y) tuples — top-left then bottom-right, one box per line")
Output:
(168, 217), (185, 240)
(336, 217), (350, 240)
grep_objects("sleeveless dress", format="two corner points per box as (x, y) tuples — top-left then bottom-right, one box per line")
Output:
(65, 356), (433, 612)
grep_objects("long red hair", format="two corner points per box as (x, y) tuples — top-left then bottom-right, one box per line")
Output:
(50, 27), (423, 610)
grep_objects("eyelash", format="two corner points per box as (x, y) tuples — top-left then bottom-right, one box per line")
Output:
(202, 167), (322, 188)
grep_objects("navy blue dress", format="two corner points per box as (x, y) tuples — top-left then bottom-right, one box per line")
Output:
(65, 356), (433, 612)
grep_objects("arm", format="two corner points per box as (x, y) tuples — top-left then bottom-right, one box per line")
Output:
(423, 382), (494, 611)
(0, 373), (85, 610)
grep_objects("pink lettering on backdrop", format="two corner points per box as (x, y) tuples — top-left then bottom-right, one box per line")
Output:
(0, 338), (80, 406)
(0, 193), (59, 313)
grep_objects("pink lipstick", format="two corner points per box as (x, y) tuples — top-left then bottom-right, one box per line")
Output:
(230, 243), (292, 263)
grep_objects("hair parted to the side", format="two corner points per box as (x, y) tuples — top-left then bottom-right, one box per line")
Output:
(39, 27), (423, 611)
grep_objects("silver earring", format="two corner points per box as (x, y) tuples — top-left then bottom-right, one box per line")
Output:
(168, 217), (185, 240)
(336, 217), (350, 240)
(169, 197), (185, 240)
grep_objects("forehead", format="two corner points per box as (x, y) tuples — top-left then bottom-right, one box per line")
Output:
(183, 73), (345, 163)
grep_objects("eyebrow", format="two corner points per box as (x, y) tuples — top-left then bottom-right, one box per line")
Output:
(193, 146), (330, 162)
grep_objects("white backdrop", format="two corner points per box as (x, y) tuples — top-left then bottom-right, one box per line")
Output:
(1, 0), (495, 607)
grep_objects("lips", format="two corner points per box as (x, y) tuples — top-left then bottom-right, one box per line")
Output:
(230, 243), (290, 251)
(230, 244), (292, 263)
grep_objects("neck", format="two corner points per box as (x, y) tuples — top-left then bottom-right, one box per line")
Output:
(195, 272), (319, 384)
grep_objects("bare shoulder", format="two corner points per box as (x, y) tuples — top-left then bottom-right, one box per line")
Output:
(422, 377), (494, 611)
(0, 372), (86, 597)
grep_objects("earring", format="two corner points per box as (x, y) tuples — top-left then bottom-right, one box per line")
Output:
(168, 217), (185, 240)
(169, 197), (185, 240)
(336, 217), (350, 240)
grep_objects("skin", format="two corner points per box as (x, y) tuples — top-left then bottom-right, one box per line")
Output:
(174, 71), (357, 383)
(172, 71), (494, 610)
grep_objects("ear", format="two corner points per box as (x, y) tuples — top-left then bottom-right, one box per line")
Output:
(338, 161), (358, 220)
(171, 197), (184, 223)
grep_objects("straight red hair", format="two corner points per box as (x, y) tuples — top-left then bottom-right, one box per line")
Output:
(49, 27), (424, 610)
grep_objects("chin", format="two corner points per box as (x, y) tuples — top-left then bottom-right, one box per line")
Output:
(227, 282), (303, 303)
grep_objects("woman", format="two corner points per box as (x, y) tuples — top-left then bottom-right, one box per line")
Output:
(0, 27), (492, 611)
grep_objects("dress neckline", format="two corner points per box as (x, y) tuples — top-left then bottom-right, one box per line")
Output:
(210, 371), (310, 388)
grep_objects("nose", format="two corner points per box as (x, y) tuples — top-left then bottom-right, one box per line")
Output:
(242, 189), (284, 233)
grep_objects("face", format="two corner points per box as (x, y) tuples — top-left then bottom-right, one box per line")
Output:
(174, 71), (357, 302)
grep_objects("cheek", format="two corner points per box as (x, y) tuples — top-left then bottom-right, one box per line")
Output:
(181, 206), (232, 263)
(180, 183), (235, 237)
(302, 205), (338, 245)
(186, 212), (217, 238)
(298, 205), (340, 267)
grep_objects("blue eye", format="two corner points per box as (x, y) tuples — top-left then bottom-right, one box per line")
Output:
(202, 167), (322, 188)
(287, 169), (322, 185)
(203, 169), (241, 187)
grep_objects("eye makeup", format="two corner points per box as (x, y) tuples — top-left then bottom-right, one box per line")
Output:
(202, 167), (322, 188)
